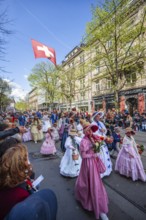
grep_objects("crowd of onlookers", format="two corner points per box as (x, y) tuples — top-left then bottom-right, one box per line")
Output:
(0, 111), (58, 220)
(1, 108), (145, 131)
(0, 108), (146, 151)
(0, 109), (146, 131)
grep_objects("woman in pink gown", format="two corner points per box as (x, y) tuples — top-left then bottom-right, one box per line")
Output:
(115, 127), (146, 182)
(40, 128), (56, 155)
(75, 122), (109, 220)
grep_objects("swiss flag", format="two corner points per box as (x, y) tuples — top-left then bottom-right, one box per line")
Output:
(31, 39), (56, 65)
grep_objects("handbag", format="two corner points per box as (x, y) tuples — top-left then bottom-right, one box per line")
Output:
(72, 153), (79, 160)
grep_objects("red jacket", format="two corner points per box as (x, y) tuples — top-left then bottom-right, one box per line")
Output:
(0, 186), (30, 220)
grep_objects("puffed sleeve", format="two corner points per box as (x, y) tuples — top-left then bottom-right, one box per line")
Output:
(80, 138), (96, 159)
(65, 137), (72, 149)
(80, 138), (90, 152)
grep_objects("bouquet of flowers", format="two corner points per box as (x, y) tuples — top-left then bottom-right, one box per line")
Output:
(137, 144), (144, 155)
(90, 135), (105, 153)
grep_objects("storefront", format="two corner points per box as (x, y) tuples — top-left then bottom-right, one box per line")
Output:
(92, 94), (115, 112)
(119, 87), (146, 115)
(92, 87), (146, 114)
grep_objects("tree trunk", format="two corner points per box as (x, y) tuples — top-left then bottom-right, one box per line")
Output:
(69, 99), (72, 111)
(114, 90), (119, 110)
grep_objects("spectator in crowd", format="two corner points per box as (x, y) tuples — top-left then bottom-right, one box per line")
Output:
(0, 124), (26, 142)
(0, 140), (57, 220)
(125, 113), (133, 128)
(110, 127), (122, 158)
(18, 113), (26, 126)
(50, 109), (58, 125)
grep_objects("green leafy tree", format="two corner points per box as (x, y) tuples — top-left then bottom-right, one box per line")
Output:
(28, 62), (60, 105)
(85, 0), (146, 108)
(15, 100), (28, 111)
(59, 60), (87, 109)
(59, 68), (77, 108)
(0, 77), (11, 111)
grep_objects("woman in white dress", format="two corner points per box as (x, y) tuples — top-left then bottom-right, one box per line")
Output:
(42, 112), (51, 132)
(52, 123), (60, 142)
(76, 119), (85, 138)
(91, 111), (112, 178)
(60, 129), (82, 178)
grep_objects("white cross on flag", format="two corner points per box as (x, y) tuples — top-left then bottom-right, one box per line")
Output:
(31, 39), (56, 65)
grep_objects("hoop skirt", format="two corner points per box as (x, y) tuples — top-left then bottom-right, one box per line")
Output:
(115, 135), (146, 182)
(40, 133), (56, 155)
(75, 137), (108, 219)
(60, 136), (82, 177)
(23, 128), (32, 142)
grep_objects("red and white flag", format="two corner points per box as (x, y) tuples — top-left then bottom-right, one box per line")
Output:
(31, 39), (56, 65)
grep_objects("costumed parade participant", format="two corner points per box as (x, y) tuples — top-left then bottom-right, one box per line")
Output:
(76, 119), (84, 138)
(115, 127), (146, 182)
(68, 118), (77, 131)
(60, 129), (82, 178)
(92, 111), (112, 178)
(75, 121), (109, 220)
(30, 116), (43, 144)
(40, 128), (57, 155)
(58, 113), (66, 139)
(52, 123), (60, 142)
(42, 112), (51, 133)
(22, 125), (32, 142)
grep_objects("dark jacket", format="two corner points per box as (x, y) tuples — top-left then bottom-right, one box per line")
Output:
(0, 128), (20, 140)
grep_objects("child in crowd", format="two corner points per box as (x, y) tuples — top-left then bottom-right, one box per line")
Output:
(52, 123), (60, 142)
(22, 125), (32, 142)
(60, 129), (82, 177)
(110, 127), (122, 158)
(115, 127), (146, 182)
(30, 116), (43, 144)
(40, 128), (57, 155)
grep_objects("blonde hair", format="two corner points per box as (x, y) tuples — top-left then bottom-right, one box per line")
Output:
(0, 144), (32, 189)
